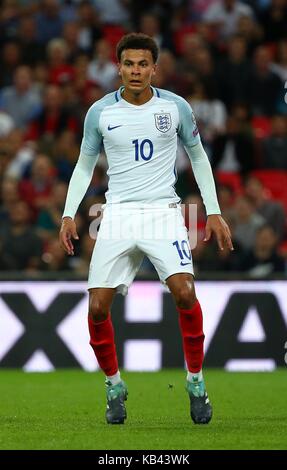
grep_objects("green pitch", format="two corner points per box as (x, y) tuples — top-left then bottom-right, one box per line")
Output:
(0, 369), (286, 450)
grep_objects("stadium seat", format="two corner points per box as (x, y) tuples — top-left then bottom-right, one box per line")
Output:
(278, 239), (287, 257)
(251, 116), (272, 139)
(103, 25), (127, 61)
(265, 42), (277, 60)
(251, 169), (287, 212)
(215, 171), (243, 195)
(173, 25), (197, 55)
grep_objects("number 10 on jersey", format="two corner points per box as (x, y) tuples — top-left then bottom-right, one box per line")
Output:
(132, 139), (154, 161)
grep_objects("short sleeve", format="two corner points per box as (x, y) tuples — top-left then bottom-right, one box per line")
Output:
(176, 98), (201, 148)
(80, 105), (103, 156)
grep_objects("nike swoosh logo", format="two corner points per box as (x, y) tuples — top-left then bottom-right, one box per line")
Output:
(180, 261), (191, 266)
(108, 124), (123, 131)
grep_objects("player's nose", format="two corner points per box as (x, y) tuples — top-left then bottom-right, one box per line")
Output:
(131, 66), (140, 74)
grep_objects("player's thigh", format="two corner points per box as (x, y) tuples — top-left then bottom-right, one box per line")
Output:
(88, 235), (143, 292)
(137, 208), (194, 281)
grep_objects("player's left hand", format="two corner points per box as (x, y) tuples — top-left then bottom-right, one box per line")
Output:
(204, 214), (234, 251)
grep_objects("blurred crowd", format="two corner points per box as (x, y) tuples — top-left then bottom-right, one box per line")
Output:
(0, 0), (287, 277)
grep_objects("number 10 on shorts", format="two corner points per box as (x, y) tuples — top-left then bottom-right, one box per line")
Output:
(172, 240), (192, 266)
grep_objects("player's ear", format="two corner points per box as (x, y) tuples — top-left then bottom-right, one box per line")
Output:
(152, 63), (157, 76)
(118, 63), (122, 76)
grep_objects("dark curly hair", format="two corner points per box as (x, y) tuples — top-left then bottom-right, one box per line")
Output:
(116, 33), (159, 63)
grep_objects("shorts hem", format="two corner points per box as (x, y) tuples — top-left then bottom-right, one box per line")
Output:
(162, 269), (195, 285)
(88, 282), (130, 296)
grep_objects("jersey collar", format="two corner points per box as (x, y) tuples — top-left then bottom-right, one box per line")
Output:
(115, 86), (160, 103)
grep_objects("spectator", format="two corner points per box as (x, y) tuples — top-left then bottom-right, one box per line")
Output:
(217, 183), (237, 220)
(239, 224), (286, 276)
(186, 0), (219, 22)
(62, 20), (81, 62)
(0, 200), (43, 271)
(26, 85), (78, 143)
(233, 195), (266, 250)
(0, 111), (15, 137)
(4, 129), (35, 180)
(36, 180), (68, 241)
(79, 81), (104, 118)
(41, 237), (70, 271)
(176, 36), (204, 96)
(0, 40), (22, 88)
(0, 65), (42, 130)
(36, 0), (63, 44)
(270, 39), (287, 113)
(33, 62), (50, 95)
(178, 33), (206, 74)
(193, 47), (219, 99)
(19, 153), (55, 217)
(0, 0), (21, 41)
(261, 115), (287, 169)
(87, 39), (118, 92)
(203, 0), (254, 42)
(231, 102), (253, 135)
(52, 130), (80, 182)
(270, 39), (287, 82)
(259, 0), (287, 42)
(76, 0), (102, 54)
(73, 53), (90, 94)
(0, 177), (20, 222)
(236, 14), (263, 56)
(18, 15), (47, 66)
(138, 13), (174, 52)
(212, 114), (255, 175)
(247, 46), (282, 116)
(244, 175), (286, 239)
(217, 35), (252, 109)
(92, 0), (130, 26)
(152, 49), (189, 96)
(72, 54), (103, 115)
(188, 81), (227, 153)
(47, 38), (75, 85)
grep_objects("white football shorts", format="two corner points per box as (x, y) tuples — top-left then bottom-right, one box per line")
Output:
(88, 203), (194, 295)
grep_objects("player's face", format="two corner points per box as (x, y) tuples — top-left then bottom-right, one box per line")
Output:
(118, 49), (156, 94)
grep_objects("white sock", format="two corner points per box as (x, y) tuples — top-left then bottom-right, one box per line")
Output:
(187, 369), (203, 383)
(106, 371), (121, 386)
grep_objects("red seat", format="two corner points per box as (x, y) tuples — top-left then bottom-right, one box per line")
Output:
(251, 116), (272, 139)
(279, 239), (287, 257)
(173, 25), (197, 55)
(251, 169), (287, 212)
(215, 171), (243, 195)
(103, 25), (127, 62)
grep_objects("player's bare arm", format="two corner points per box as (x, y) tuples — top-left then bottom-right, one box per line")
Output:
(59, 216), (79, 256)
(204, 214), (234, 251)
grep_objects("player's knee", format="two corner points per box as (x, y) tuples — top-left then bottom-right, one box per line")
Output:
(89, 296), (109, 323)
(174, 285), (196, 309)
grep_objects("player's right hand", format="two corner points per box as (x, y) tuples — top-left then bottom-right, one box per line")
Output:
(59, 217), (79, 256)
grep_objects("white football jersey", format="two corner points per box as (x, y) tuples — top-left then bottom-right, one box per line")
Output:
(80, 86), (200, 205)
